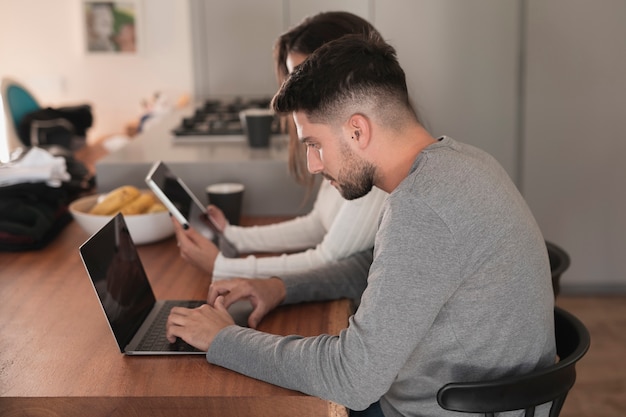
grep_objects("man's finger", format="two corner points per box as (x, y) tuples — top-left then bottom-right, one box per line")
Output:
(169, 306), (191, 317)
(166, 307), (188, 342)
(208, 283), (228, 305)
(211, 280), (256, 308)
(214, 295), (228, 313)
(217, 281), (255, 308)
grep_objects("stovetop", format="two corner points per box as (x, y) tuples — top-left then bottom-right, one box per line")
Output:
(172, 97), (281, 137)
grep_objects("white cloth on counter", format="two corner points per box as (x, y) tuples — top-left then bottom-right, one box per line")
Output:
(0, 147), (70, 187)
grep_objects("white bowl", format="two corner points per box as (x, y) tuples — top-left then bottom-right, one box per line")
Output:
(69, 194), (174, 245)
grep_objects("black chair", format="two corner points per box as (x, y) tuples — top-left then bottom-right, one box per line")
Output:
(437, 307), (590, 417)
(546, 241), (571, 297)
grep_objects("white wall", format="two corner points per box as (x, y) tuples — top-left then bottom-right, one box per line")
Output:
(523, 0), (626, 291)
(0, 0), (193, 143)
(375, 0), (521, 182)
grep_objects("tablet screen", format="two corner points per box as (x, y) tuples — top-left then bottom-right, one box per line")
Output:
(145, 161), (239, 258)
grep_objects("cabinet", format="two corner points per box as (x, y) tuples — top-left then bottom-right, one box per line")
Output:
(190, 0), (373, 98)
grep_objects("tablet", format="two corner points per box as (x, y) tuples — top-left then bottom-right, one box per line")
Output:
(145, 161), (238, 257)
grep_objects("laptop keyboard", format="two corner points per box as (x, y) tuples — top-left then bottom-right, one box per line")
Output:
(137, 300), (205, 352)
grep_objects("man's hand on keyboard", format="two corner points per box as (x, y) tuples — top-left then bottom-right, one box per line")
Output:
(165, 296), (234, 351)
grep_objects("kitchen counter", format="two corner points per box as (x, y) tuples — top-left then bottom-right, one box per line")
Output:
(95, 108), (318, 216)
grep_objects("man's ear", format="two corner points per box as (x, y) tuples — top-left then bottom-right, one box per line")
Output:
(347, 114), (371, 149)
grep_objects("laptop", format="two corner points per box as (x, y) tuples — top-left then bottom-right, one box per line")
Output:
(145, 160), (238, 258)
(79, 213), (251, 355)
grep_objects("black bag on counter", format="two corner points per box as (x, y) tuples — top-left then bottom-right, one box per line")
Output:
(0, 147), (95, 251)
(0, 182), (72, 251)
(17, 105), (93, 149)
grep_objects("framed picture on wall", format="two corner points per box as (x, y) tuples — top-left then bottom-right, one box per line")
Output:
(83, 1), (140, 53)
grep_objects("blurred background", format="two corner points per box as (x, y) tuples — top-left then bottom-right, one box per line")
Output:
(1, 0), (624, 293)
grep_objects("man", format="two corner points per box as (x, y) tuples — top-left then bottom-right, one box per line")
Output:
(166, 34), (555, 417)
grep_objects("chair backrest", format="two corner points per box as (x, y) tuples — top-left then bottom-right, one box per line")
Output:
(1, 78), (42, 161)
(546, 241), (571, 297)
(5, 81), (40, 131)
(437, 307), (590, 417)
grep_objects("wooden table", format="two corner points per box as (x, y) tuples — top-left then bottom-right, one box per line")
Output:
(0, 219), (352, 417)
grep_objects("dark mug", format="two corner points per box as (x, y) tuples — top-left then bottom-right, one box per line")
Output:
(206, 183), (245, 225)
(239, 109), (274, 148)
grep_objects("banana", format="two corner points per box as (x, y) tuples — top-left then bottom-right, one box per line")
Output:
(146, 202), (168, 213)
(119, 193), (156, 215)
(89, 186), (141, 215)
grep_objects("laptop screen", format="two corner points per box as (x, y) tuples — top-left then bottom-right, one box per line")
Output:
(79, 213), (155, 351)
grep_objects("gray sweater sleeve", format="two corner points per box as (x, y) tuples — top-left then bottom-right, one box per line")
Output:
(205, 199), (457, 411)
(206, 247), (380, 409)
(280, 248), (372, 304)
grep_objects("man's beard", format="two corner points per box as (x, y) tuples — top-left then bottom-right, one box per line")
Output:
(324, 142), (376, 200)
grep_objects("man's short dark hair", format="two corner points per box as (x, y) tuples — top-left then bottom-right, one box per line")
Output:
(271, 34), (415, 129)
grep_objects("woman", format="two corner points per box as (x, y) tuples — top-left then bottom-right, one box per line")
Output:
(174, 11), (388, 279)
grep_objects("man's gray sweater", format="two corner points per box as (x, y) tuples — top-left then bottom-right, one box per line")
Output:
(207, 137), (555, 417)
